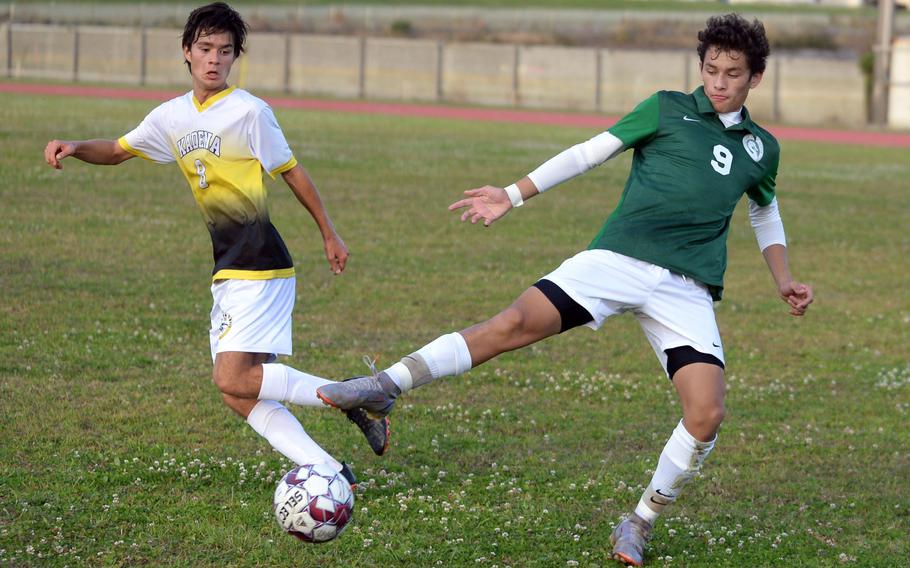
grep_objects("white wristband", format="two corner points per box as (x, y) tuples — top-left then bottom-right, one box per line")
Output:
(504, 183), (524, 208)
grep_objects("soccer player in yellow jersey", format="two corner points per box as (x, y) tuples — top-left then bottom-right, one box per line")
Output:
(43, 2), (388, 485)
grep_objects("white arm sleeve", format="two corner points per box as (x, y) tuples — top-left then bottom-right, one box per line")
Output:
(749, 197), (787, 251)
(527, 131), (625, 192)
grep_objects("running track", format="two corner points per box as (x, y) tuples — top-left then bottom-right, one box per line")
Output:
(5, 81), (910, 148)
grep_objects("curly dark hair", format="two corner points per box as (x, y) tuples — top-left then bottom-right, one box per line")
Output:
(697, 13), (770, 76)
(182, 2), (248, 67)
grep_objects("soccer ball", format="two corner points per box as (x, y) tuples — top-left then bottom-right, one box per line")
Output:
(273, 463), (354, 543)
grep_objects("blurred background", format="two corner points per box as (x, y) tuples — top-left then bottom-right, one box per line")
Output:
(2, 0), (908, 128)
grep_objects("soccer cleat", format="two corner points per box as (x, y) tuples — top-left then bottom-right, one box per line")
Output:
(610, 512), (652, 566)
(344, 406), (391, 456)
(317, 371), (400, 419)
(339, 461), (358, 490)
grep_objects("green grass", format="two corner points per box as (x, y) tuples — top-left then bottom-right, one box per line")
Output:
(1, 90), (908, 567)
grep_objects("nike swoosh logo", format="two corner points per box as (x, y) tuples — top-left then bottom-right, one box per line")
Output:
(682, 115), (700, 122)
(650, 488), (674, 506)
(649, 496), (670, 506)
(712, 342), (721, 348)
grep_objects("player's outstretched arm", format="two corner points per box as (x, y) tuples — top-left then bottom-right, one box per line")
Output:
(448, 132), (623, 228)
(44, 139), (133, 169)
(281, 164), (349, 275)
(448, 177), (539, 227)
(761, 243), (814, 316)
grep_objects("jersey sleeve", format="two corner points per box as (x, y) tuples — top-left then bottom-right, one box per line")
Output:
(746, 149), (779, 207)
(249, 105), (297, 179)
(607, 92), (660, 148)
(118, 103), (175, 164)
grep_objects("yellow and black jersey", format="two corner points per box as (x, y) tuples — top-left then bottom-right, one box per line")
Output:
(119, 87), (297, 281)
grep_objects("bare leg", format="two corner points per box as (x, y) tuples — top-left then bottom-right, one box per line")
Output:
(213, 351), (340, 468)
(672, 362), (726, 442)
(213, 351), (270, 418)
(632, 362), (725, 524)
(316, 286), (565, 411)
(460, 286), (564, 366)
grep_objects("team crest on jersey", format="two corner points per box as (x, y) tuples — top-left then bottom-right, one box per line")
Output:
(742, 134), (763, 162)
(177, 130), (222, 158)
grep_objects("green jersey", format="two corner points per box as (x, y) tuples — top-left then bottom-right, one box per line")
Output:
(590, 86), (779, 300)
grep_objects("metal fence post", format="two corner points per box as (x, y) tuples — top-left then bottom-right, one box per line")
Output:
(595, 48), (602, 112)
(773, 55), (781, 123)
(6, 21), (12, 78)
(284, 33), (291, 94)
(358, 35), (366, 99)
(73, 26), (80, 82)
(436, 40), (444, 102)
(512, 44), (520, 107)
(872, 0), (895, 125)
(140, 27), (147, 86)
(683, 51), (691, 93)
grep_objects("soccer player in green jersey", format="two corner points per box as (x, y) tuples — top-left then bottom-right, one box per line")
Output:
(43, 3), (389, 486)
(317, 13), (813, 566)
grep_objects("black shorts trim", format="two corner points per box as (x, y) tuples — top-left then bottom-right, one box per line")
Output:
(665, 345), (724, 380)
(533, 279), (594, 333)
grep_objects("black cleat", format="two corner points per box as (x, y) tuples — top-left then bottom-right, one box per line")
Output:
(339, 461), (358, 489)
(344, 406), (391, 456)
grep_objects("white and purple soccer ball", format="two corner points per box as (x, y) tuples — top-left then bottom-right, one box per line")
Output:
(273, 463), (354, 543)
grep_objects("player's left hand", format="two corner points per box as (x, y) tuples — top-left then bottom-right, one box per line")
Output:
(448, 185), (512, 227)
(779, 281), (813, 316)
(324, 233), (348, 275)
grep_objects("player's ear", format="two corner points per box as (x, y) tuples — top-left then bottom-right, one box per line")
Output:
(749, 71), (763, 89)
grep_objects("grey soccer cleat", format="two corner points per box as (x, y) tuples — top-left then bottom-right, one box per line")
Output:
(317, 365), (400, 419)
(344, 406), (391, 456)
(610, 512), (652, 566)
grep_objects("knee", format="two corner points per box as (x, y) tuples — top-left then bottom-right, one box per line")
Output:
(705, 403), (726, 430)
(493, 306), (531, 338)
(212, 366), (246, 396)
(220, 392), (251, 417)
(685, 402), (726, 440)
(212, 366), (230, 392)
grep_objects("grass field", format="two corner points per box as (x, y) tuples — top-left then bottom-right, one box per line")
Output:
(1, 90), (908, 567)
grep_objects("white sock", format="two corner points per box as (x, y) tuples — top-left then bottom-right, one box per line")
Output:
(385, 332), (472, 392)
(259, 363), (332, 406)
(246, 400), (341, 471)
(634, 420), (716, 525)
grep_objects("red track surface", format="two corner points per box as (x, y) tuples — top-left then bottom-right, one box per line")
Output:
(5, 81), (910, 148)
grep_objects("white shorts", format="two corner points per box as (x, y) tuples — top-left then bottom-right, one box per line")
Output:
(541, 249), (724, 375)
(209, 277), (296, 361)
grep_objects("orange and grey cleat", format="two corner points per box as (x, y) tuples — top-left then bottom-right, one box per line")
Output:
(317, 373), (399, 419)
(610, 512), (652, 566)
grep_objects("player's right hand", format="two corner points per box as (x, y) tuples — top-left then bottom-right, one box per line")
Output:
(448, 185), (512, 227)
(323, 232), (349, 275)
(44, 140), (75, 169)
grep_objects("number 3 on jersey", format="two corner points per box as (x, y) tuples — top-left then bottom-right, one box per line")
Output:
(711, 144), (732, 176)
(194, 159), (209, 189)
